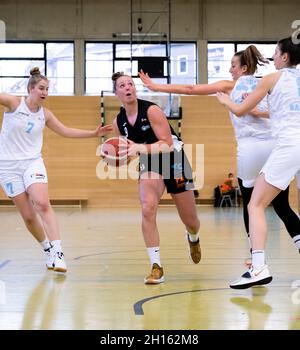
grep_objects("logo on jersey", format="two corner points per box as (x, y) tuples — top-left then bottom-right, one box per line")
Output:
(122, 122), (129, 137)
(18, 111), (30, 117)
(289, 103), (300, 111)
(141, 125), (150, 131)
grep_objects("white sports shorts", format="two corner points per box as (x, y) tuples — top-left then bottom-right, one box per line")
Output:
(0, 157), (48, 197)
(261, 144), (300, 190)
(237, 138), (276, 188)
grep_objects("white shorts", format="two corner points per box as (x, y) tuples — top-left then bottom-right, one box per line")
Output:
(0, 158), (48, 197)
(261, 144), (300, 190)
(237, 138), (276, 188)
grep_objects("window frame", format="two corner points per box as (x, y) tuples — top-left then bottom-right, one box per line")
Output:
(84, 40), (197, 95)
(0, 40), (75, 95)
(207, 40), (278, 83)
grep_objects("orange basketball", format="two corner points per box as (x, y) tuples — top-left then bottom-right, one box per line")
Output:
(100, 137), (129, 167)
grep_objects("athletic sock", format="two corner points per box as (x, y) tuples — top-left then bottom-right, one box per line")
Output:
(292, 235), (300, 250)
(186, 230), (199, 243)
(147, 247), (161, 267)
(252, 250), (265, 269)
(51, 240), (62, 253)
(40, 238), (52, 251)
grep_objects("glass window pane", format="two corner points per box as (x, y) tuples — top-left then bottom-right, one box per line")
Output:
(86, 43), (113, 60)
(0, 60), (44, 76)
(85, 43), (113, 94)
(48, 77), (73, 95)
(86, 78), (113, 94)
(170, 43), (196, 84)
(0, 42), (75, 95)
(85, 42), (196, 95)
(46, 43), (74, 93)
(208, 43), (235, 83)
(46, 43), (74, 78)
(116, 44), (166, 58)
(86, 60), (113, 78)
(169, 76), (197, 84)
(114, 60), (138, 76)
(0, 77), (28, 94)
(0, 43), (44, 58)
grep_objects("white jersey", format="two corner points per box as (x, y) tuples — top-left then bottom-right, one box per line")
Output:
(267, 68), (300, 145)
(296, 171), (300, 189)
(0, 97), (45, 160)
(230, 75), (272, 142)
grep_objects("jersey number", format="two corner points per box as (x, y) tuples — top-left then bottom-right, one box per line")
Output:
(5, 182), (13, 195)
(26, 122), (35, 133)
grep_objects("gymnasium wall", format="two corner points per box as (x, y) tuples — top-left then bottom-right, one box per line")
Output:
(0, 0), (299, 41)
(0, 96), (297, 207)
(0, 0), (299, 207)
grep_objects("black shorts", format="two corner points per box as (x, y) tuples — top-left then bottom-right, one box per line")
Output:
(139, 149), (195, 194)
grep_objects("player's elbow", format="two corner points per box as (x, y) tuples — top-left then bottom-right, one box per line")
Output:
(234, 109), (244, 117)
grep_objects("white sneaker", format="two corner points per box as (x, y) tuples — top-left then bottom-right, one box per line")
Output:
(44, 245), (55, 270)
(230, 265), (272, 289)
(53, 252), (67, 273)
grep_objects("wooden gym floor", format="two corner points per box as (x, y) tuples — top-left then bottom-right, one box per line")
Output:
(0, 205), (300, 330)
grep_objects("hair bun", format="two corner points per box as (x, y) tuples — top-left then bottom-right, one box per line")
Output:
(30, 67), (41, 76)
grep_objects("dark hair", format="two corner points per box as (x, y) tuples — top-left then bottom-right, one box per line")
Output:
(112, 71), (131, 92)
(277, 37), (300, 66)
(27, 67), (48, 93)
(234, 45), (269, 75)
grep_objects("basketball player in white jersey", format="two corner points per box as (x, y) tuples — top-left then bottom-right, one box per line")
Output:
(0, 67), (112, 273)
(139, 46), (300, 267)
(217, 36), (300, 289)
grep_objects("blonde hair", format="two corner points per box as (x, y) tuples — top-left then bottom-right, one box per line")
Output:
(27, 67), (48, 93)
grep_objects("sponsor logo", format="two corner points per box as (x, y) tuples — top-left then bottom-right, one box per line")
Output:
(141, 125), (151, 131)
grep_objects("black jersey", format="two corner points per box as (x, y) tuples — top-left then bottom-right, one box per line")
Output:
(116, 99), (179, 144)
(116, 99), (194, 194)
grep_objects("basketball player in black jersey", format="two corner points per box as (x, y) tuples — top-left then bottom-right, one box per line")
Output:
(112, 72), (201, 284)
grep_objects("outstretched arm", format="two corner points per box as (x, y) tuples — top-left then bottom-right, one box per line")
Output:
(139, 70), (234, 95)
(45, 109), (113, 138)
(216, 72), (279, 116)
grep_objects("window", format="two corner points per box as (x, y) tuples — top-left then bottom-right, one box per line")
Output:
(0, 42), (74, 95)
(85, 42), (197, 95)
(177, 55), (188, 75)
(208, 42), (278, 83)
(207, 43), (234, 83)
(85, 43), (113, 94)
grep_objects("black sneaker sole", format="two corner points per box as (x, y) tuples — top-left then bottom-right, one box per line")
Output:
(230, 276), (273, 289)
